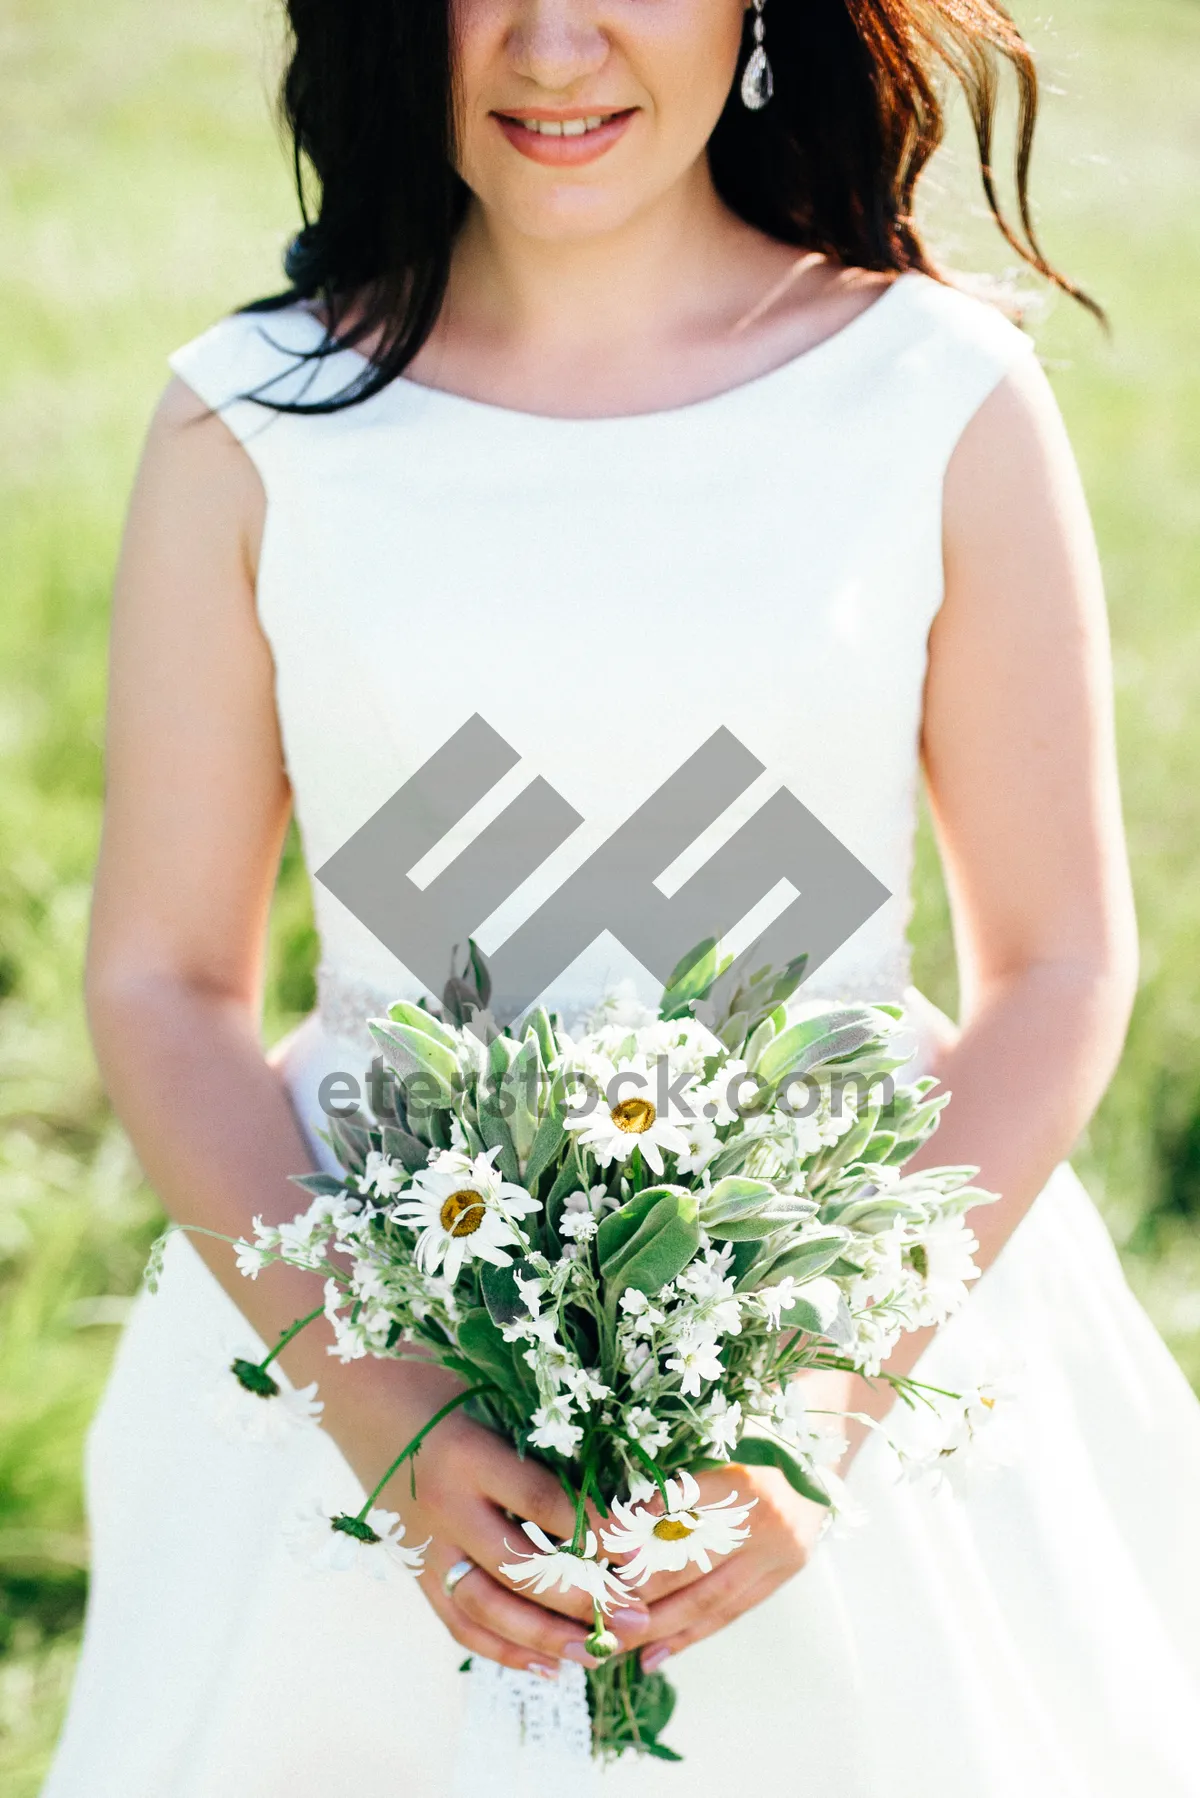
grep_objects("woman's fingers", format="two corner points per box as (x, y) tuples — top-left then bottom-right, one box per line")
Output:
(637, 1552), (764, 1656)
(422, 1548), (561, 1677)
(478, 1438), (578, 1541)
(641, 1572), (783, 1670)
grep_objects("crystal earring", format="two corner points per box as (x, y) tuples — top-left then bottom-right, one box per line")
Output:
(740, 0), (774, 111)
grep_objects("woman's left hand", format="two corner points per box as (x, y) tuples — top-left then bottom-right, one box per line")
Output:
(629, 1463), (833, 1671)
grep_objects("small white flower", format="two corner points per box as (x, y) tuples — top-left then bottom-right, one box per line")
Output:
(529, 1394), (584, 1457)
(393, 1147), (540, 1283)
(618, 1288), (666, 1337)
(233, 1217), (280, 1279)
(602, 1471), (755, 1585)
(699, 1392), (742, 1458)
(665, 1325), (725, 1396)
(360, 1150), (406, 1199)
(623, 1339), (656, 1392)
(756, 1276), (801, 1328)
(285, 1502), (426, 1579)
(499, 1522), (626, 1611)
(625, 1404), (672, 1456)
(559, 1208), (598, 1242)
(562, 1364), (612, 1409)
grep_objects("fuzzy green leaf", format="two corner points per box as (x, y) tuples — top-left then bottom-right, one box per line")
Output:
(732, 1435), (831, 1505)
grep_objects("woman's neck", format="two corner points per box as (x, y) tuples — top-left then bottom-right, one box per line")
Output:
(443, 161), (754, 363)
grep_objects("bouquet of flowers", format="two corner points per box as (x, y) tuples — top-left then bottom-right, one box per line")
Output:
(209, 939), (994, 1762)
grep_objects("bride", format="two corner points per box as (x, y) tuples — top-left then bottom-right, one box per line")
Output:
(45, 0), (1200, 1792)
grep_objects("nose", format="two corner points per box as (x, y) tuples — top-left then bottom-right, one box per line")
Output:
(506, 0), (609, 91)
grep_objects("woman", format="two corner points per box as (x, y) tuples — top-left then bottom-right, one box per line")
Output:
(44, 0), (1200, 1793)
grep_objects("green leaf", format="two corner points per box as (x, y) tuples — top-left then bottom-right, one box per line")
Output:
(330, 1117), (371, 1175)
(599, 1188), (702, 1300)
(524, 1106), (566, 1190)
(755, 1011), (880, 1087)
(476, 1100), (520, 1185)
(757, 1230), (851, 1287)
(502, 1035), (546, 1167)
(456, 1308), (530, 1400)
(386, 999), (462, 1057)
(521, 1006), (559, 1068)
(369, 1020), (458, 1100)
(289, 1173), (350, 1197)
(658, 936), (733, 1020)
(776, 1275), (849, 1342)
(479, 1258), (538, 1328)
(732, 1435), (831, 1505)
(381, 1124), (429, 1173)
(698, 1175), (814, 1240)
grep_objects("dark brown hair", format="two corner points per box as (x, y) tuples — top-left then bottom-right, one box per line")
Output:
(248, 0), (1095, 410)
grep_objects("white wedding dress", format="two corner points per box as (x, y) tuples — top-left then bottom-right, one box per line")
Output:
(44, 273), (1200, 1797)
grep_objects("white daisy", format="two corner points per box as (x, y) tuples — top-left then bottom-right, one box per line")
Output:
(562, 1057), (692, 1176)
(602, 1472), (755, 1585)
(498, 1522), (626, 1612)
(908, 1214), (981, 1323)
(285, 1501), (427, 1579)
(203, 1355), (324, 1445)
(392, 1146), (540, 1283)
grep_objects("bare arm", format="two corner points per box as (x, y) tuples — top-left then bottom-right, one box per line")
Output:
(844, 349), (1139, 1414)
(87, 383), (649, 1672)
(638, 351), (1140, 1662)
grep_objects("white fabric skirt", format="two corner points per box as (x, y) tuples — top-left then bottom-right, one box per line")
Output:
(42, 1012), (1200, 1798)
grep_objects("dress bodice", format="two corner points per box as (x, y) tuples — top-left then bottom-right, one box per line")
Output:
(169, 273), (1034, 1039)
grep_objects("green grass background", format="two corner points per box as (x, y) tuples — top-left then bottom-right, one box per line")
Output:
(1, 0), (1198, 1785)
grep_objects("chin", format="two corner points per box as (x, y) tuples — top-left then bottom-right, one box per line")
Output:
(494, 186), (648, 244)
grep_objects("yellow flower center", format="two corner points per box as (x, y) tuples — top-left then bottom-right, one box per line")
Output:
(439, 1189), (487, 1237)
(652, 1515), (697, 1541)
(611, 1096), (657, 1134)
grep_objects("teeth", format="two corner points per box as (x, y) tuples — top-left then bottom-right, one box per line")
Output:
(520, 114), (613, 136)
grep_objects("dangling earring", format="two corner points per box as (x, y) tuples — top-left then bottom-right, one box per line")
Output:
(740, 0), (774, 111)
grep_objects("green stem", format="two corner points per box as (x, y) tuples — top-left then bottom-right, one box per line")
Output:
(625, 1437), (671, 1507)
(357, 1384), (492, 1519)
(570, 1469), (591, 1555)
(259, 1306), (325, 1372)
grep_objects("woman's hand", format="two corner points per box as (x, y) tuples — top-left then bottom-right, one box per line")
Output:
(318, 1356), (651, 1678)
(626, 1462), (831, 1672)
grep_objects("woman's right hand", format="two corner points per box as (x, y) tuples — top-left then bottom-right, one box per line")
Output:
(318, 1355), (651, 1677)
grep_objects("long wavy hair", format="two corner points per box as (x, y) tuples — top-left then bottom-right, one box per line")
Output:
(247, 0), (1095, 411)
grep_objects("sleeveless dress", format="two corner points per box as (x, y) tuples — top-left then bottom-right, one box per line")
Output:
(44, 272), (1200, 1797)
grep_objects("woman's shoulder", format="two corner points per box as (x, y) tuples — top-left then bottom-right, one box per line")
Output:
(166, 301), (356, 435)
(889, 269), (1040, 377)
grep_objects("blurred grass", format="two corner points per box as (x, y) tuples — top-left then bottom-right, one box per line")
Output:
(0, 0), (1198, 1788)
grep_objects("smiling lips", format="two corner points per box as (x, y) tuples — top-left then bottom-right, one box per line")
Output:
(493, 108), (636, 166)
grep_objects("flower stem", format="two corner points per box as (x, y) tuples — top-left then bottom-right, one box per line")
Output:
(258, 1306), (325, 1372)
(357, 1384), (493, 1519)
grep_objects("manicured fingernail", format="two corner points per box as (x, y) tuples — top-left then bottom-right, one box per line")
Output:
(641, 1646), (671, 1673)
(528, 1661), (559, 1680)
(561, 1643), (600, 1667)
(611, 1607), (649, 1635)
